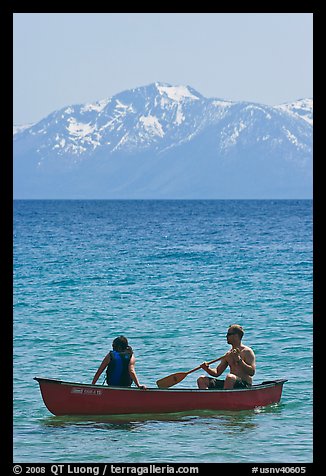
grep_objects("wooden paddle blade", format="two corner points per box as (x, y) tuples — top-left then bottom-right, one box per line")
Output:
(156, 372), (188, 388)
(156, 354), (226, 388)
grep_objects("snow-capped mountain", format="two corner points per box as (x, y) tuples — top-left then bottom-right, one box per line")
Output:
(13, 82), (312, 198)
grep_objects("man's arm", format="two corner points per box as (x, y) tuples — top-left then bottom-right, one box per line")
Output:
(201, 358), (228, 377)
(237, 349), (256, 376)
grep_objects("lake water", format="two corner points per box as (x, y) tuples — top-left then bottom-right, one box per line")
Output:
(13, 200), (313, 463)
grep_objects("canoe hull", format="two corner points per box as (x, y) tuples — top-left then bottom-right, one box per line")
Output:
(35, 378), (287, 416)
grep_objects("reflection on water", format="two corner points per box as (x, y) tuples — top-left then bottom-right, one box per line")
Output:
(254, 402), (285, 414)
(41, 402), (284, 433)
(41, 415), (143, 431)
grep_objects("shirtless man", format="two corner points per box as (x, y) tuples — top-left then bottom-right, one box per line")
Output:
(197, 324), (256, 390)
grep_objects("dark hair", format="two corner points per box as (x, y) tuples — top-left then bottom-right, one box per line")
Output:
(228, 324), (244, 339)
(112, 335), (133, 354)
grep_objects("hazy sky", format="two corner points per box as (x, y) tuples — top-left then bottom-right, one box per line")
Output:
(13, 13), (313, 125)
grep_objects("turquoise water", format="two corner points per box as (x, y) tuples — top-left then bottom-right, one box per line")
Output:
(13, 200), (313, 462)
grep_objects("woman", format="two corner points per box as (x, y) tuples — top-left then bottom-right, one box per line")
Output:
(92, 335), (146, 389)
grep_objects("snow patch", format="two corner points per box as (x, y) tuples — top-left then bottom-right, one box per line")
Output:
(157, 85), (199, 102)
(221, 121), (247, 149)
(244, 104), (272, 119)
(228, 121), (246, 144)
(13, 123), (34, 135)
(67, 118), (95, 138)
(115, 99), (134, 111)
(81, 99), (110, 113)
(53, 138), (66, 149)
(175, 105), (185, 125)
(139, 115), (164, 137)
(276, 99), (313, 125)
(212, 100), (232, 108)
(282, 127), (306, 150)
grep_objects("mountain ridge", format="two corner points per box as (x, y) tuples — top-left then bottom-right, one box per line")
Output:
(13, 82), (313, 199)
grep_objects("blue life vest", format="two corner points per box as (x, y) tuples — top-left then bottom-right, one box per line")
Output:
(106, 350), (132, 386)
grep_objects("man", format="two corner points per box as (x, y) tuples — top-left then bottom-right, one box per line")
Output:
(197, 324), (256, 390)
(92, 335), (146, 389)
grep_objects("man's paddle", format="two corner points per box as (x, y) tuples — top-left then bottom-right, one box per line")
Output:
(156, 353), (227, 388)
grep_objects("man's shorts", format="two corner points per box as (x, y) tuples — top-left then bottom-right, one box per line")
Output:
(207, 378), (252, 390)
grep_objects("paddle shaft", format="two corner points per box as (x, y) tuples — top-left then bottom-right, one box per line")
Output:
(156, 353), (228, 388)
(184, 354), (227, 376)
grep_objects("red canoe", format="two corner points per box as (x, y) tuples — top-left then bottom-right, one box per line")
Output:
(34, 377), (287, 416)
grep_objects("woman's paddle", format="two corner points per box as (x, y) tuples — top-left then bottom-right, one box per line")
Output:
(156, 353), (227, 388)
